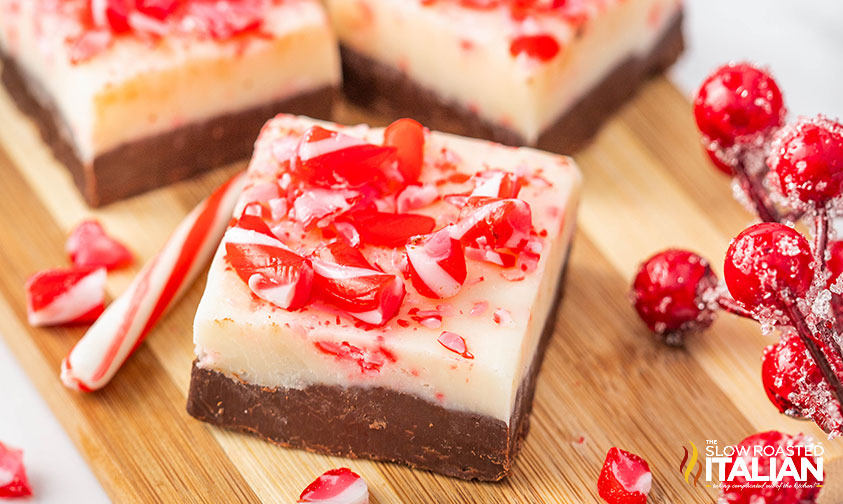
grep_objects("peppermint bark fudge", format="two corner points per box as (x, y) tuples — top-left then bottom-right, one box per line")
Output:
(187, 114), (581, 480)
(327, 0), (684, 152)
(0, 0), (339, 206)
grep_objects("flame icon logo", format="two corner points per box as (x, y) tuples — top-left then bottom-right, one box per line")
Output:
(679, 441), (703, 486)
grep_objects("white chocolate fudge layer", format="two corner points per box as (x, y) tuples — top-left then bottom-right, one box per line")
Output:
(0, 0), (340, 163)
(327, 0), (681, 144)
(193, 114), (581, 422)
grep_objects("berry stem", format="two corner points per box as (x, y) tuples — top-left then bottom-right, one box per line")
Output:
(814, 207), (830, 274)
(733, 158), (781, 223)
(715, 295), (755, 319)
(780, 301), (843, 412)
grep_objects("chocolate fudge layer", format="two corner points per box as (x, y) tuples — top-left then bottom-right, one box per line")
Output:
(2, 52), (335, 206)
(338, 10), (683, 153)
(187, 254), (569, 481)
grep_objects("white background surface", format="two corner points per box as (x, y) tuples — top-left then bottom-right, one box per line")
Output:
(1, 2), (842, 502)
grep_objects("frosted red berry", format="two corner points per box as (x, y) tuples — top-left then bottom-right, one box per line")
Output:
(694, 63), (785, 147)
(768, 116), (843, 207)
(631, 249), (717, 340)
(827, 241), (843, 289)
(724, 223), (814, 310)
(597, 447), (652, 504)
(720, 431), (822, 504)
(762, 331), (820, 415)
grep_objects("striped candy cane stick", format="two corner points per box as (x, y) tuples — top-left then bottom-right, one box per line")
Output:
(61, 172), (247, 391)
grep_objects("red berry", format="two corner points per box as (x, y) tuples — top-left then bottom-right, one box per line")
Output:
(510, 34), (561, 61)
(724, 223), (814, 310)
(67, 219), (133, 270)
(597, 447), (651, 504)
(762, 332), (819, 414)
(704, 145), (734, 175)
(383, 118), (425, 184)
(694, 62), (785, 147)
(298, 467), (368, 504)
(762, 331), (843, 434)
(630, 249), (717, 340)
(0, 442), (32, 498)
(768, 116), (843, 207)
(720, 431), (822, 504)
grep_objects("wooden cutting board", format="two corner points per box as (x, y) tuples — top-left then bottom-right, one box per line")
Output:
(1, 76), (841, 503)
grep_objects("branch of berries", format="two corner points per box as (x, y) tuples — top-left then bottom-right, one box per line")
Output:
(630, 62), (843, 437)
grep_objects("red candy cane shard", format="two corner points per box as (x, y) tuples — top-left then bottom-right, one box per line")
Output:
(0, 442), (32, 498)
(406, 226), (466, 299)
(25, 267), (106, 327)
(61, 172), (247, 391)
(66, 219), (133, 270)
(298, 468), (369, 504)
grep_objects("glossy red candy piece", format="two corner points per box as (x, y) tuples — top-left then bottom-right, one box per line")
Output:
(0, 442), (32, 498)
(135, 0), (180, 20)
(298, 467), (368, 504)
(293, 126), (397, 190)
(224, 215), (312, 311)
(509, 34), (560, 61)
(310, 241), (405, 326)
(406, 226), (467, 299)
(437, 331), (473, 359)
(91, 0), (132, 33)
(67, 219), (133, 270)
(597, 447), (652, 504)
(452, 197), (532, 250)
(348, 210), (436, 248)
(25, 267), (106, 327)
(185, 0), (264, 40)
(384, 118), (425, 184)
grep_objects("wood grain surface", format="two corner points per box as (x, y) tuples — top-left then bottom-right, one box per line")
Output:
(1, 76), (841, 503)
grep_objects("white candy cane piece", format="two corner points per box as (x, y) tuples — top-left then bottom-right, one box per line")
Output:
(61, 172), (247, 392)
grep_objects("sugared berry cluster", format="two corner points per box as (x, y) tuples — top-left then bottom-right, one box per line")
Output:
(631, 62), (843, 441)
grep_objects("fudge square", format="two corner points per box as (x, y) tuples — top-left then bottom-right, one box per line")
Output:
(327, 0), (684, 153)
(186, 114), (581, 480)
(0, 0), (339, 206)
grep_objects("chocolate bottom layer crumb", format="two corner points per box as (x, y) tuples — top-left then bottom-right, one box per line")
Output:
(0, 52), (335, 207)
(187, 252), (571, 481)
(340, 12), (684, 154)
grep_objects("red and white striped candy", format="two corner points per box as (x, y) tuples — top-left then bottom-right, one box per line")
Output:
(396, 184), (438, 213)
(451, 197), (532, 250)
(293, 126), (396, 189)
(293, 188), (360, 228)
(406, 226), (467, 299)
(66, 219), (133, 270)
(25, 267), (106, 327)
(298, 468), (368, 504)
(310, 241), (405, 326)
(0, 442), (32, 498)
(469, 169), (521, 199)
(224, 215), (312, 311)
(61, 172), (247, 392)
